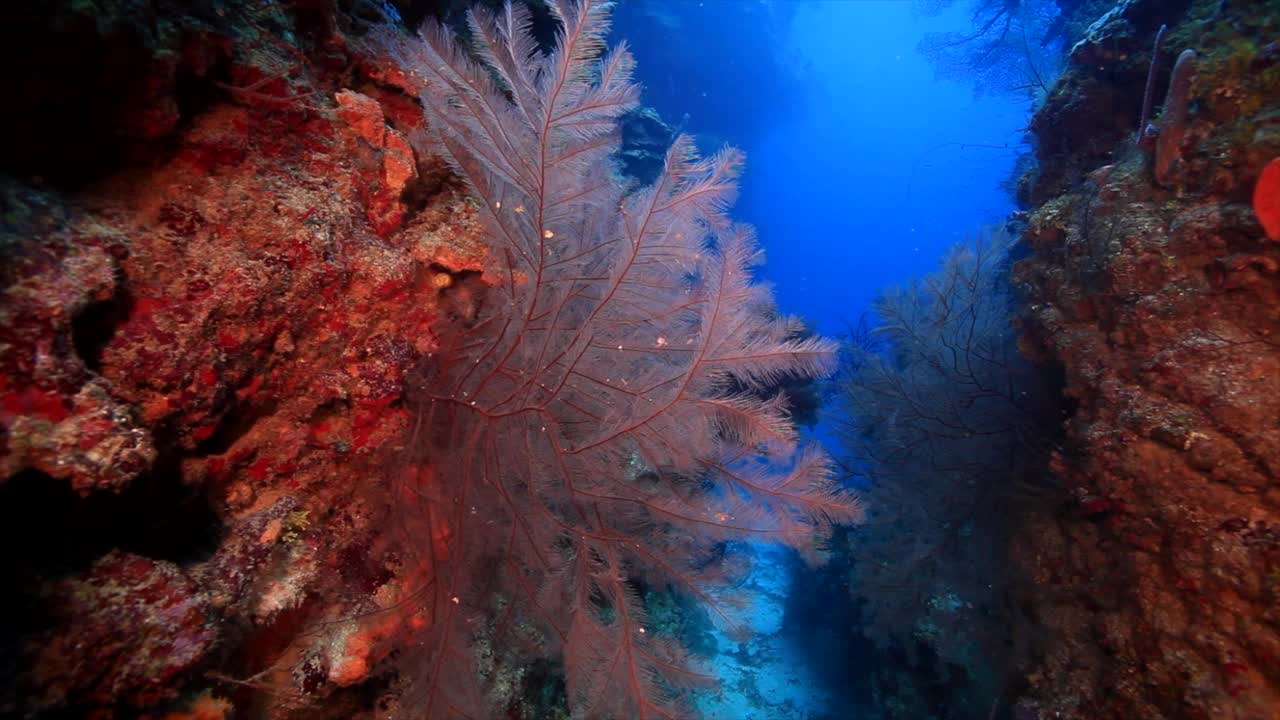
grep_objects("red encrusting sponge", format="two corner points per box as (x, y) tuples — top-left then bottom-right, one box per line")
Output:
(1254, 156), (1280, 240)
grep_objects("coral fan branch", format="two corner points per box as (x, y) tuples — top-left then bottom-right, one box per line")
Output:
(375, 1), (857, 717)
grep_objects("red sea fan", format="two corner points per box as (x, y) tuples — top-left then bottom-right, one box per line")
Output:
(376, 2), (859, 717)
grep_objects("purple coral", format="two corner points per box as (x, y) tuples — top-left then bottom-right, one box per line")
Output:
(1137, 24), (1167, 146)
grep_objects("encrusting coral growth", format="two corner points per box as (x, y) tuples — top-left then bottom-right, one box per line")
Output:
(2, 0), (484, 716)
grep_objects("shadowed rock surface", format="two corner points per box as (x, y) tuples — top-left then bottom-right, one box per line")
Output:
(1012, 0), (1280, 716)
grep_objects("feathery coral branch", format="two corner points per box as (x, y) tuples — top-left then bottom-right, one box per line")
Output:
(377, 2), (858, 716)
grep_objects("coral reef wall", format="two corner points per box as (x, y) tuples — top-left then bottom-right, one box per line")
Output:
(1013, 0), (1280, 717)
(0, 1), (505, 716)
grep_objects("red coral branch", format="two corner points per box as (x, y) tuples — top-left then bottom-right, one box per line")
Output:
(376, 2), (859, 717)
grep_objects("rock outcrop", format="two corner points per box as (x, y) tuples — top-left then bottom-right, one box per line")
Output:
(1013, 1), (1280, 717)
(0, 2), (487, 716)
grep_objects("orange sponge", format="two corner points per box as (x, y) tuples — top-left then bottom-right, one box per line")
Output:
(1255, 157), (1280, 240)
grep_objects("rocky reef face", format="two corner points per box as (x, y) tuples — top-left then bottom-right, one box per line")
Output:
(0, 1), (497, 716)
(1013, 0), (1280, 717)
(1, 2), (681, 716)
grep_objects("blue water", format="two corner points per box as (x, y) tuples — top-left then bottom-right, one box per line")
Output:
(614, 0), (1027, 337)
(611, 2), (1036, 717)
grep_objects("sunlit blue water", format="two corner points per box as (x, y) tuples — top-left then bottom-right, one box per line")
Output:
(611, 2), (1034, 716)
(615, 0), (1026, 337)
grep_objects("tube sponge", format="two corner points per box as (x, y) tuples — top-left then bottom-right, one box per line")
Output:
(1154, 49), (1197, 188)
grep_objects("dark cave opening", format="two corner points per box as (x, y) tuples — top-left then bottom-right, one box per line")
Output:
(0, 460), (224, 713)
(0, 2), (233, 193)
(0, 461), (222, 584)
(194, 397), (282, 457)
(70, 287), (133, 374)
(0, 9), (158, 190)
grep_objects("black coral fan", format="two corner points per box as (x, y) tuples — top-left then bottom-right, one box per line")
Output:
(378, 2), (859, 717)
